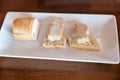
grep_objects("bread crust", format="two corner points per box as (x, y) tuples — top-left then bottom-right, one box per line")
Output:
(13, 18), (35, 34)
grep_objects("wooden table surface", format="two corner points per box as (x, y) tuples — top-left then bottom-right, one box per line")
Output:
(0, 0), (120, 80)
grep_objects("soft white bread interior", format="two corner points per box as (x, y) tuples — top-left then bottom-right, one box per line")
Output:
(47, 17), (64, 41)
(43, 36), (66, 48)
(76, 22), (89, 44)
(68, 35), (102, 51)
(13, 33), (31, 40)
(13, 18), (39, 40)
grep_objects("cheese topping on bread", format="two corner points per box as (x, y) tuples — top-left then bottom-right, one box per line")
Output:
(77, 38), (89, 44)
(43, 36), (66, 48)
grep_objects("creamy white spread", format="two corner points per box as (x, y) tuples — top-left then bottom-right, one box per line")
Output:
(48, 35), (61, 41)
(77, 38), (89, 44)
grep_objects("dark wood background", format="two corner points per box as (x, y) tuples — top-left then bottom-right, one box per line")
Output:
(0, 0), (120, 80)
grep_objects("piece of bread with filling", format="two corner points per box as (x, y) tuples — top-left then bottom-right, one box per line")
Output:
(43, 17), (66, 48)
(47, 17), (64, 41)
(43, 36), (66, 48)
(68, 36), (102, 51)
(68, 22), (102, 51)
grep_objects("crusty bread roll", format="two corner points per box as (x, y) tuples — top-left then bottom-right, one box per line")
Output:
(68, 35), (102, 51)
(47, 17), (64, 41)
(75, 22), (89, 44)
(13, 18), (39, 40)
(43, 36), (66, 48)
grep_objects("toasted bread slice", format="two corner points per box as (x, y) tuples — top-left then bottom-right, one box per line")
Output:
(13, 18), (39, 40)
(47, 17), (64, 41)
(43, 36), (66, 48)
(75, 22), (89, 44)
(68, 35), (102, 51)
(76, 22), (89, 38)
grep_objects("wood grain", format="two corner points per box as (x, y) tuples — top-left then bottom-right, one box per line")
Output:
(0, 0), (120, 80)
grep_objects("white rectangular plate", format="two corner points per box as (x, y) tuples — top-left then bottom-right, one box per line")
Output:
(0, 12), (119, 64)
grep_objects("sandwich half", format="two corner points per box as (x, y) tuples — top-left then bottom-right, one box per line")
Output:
(13, 18), (39, 40)
(43, 17), (66, 48)
(47, 17), (64, 41)
(68, 22), (102, 51)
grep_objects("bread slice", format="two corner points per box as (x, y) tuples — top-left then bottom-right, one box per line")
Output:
(75, 22), (89, 44)
(68, 35), (102, 51)
(43, 36), (66, 48)
(13, 18), (39, 40)
(76, 22), (89, 38)
(47, 17), (64, 41)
